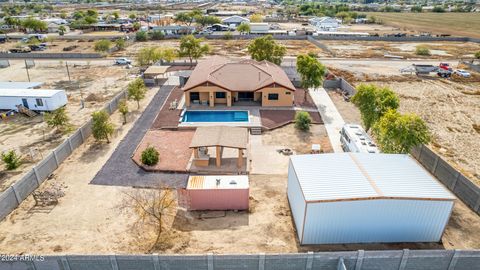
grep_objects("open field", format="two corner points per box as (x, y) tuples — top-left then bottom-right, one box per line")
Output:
(322, 40), (480, 59)
(0, 60), (135, 192)
(365, 12), (480, 38)
(325, 61), (480, 186)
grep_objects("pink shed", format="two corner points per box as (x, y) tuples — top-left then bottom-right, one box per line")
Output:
(178, 175), (249, 211)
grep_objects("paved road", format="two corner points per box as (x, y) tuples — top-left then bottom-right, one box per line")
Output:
(91, 84), (189, 188)
(309, 87), (345, 153)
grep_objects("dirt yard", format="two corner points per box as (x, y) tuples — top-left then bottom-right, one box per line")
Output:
(322, 40), (480, 59)
(0, 59), (136, 192)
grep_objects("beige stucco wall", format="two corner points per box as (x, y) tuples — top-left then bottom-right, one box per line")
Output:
(258, 87), (294, 107)
(184, 86), (231, 107)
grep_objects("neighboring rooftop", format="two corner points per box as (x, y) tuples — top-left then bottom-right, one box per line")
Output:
(0, 82), (43, 89)
(290, 153), (455, 202)
(182, 56), (296, 92)
(189, 126), (248, 149)
(0, 88), (64, 98)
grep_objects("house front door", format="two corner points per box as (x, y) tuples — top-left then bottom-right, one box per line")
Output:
(237, 92), (254, 101)
(21, 98), (29, 108)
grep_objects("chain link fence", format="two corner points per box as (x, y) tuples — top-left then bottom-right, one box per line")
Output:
(2, 249), (479, 270)
(0, 90), (128, 221)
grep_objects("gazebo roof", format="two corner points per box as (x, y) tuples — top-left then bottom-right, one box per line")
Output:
(189, 126), (248, 149)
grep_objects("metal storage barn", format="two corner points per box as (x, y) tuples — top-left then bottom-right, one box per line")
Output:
(288, 153), (455, 245)
(0, 82), (43, 89)
(0, 89), (67, 111)
(178, 175), (249, 211)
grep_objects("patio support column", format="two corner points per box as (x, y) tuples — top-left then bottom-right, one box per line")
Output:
(237, 149), (243, 168)
(209, 91), (215, 107)
(227, 92), (232, 107)
(215, 146), (221, 167)
(185, 92), (191, 106)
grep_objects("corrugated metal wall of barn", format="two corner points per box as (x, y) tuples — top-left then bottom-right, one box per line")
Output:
(287, 160), (307, 242)
(302, 199), (454, 245)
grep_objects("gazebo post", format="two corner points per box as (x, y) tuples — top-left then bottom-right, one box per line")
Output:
(216, 146), (221, 167)
(194, 147), (199, 158)
(237, 149), (243, 168)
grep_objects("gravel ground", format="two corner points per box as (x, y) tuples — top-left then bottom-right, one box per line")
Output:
(91, 85), (188, 188)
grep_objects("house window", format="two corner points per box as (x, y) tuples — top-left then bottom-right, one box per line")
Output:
(36, 98), (43, 106)
(268, 93), (279, 100)
(285, 91), (291, 95)
(215, 92), (226, 99)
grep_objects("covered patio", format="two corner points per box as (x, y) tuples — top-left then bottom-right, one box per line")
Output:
(188, 126), (249, 174)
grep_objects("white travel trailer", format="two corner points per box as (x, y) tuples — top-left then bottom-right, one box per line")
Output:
(340, 124), (379, 153)
(0, 89), (67, 112)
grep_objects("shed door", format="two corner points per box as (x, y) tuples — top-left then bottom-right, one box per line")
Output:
(21, 98), (29, 108)
(177, 189), (191, 210)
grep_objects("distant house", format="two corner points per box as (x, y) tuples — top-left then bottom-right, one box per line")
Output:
(221, 15), (250, 27)
(309, 16), (339, 31)
(147, 14), (174, 26)
(182, 56), (295, 107)
(151, 25), (195, 35)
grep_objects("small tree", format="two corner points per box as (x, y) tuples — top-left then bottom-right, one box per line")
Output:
(129, 13), (137, 20)
(237, 23), (250, 34)
(247, 35), (286, 65)
(249, 14), (263, 23)
(295, 111), (312, 131)
(135, 30), (148, 41)
(1, 150), (22, 170)
(178, 35), (210, 64)
(351, 84), (399, 132)
(94, 39), (111, 53)
(415, 45), (431, 56)
(91, 110), (114, 143)
(296, 54), (327, 102)
(136, 47), (162, 66)
(122, 188), (176, 251)
(195, 15), (221, 27)
(133, 22), (141, 31)
(118, 99), (129, 124)
(115, 38), (126, 50)
(58, 25), (66, 36)
(474, 51), (480, 59)
(44, 107), (70, 132)
(141, 146), (159, 166)
(128, 78), (147, 109)
(373, 109), (431, 153)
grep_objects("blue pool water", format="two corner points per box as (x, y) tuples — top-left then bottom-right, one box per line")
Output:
(182, 110), (249, 122)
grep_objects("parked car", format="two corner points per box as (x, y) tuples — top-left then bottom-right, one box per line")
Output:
(453, 69), (471, 78)
(198, 29), (213, 35)
(114, 58), (132, 65)
(28, 44), (47, 51)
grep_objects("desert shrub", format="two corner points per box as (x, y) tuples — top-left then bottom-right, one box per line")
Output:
(223, 32), (233, 40)
(475, 51), (480, 59)
(415, 45), (431, 56)
(135, 31), (148, 42)
(295, 111), (312, 131)
(149, 30), (164, 40)
(141, 146), (159, 166)
(94, 39), (111, 52)
(1, 150), (22, 170)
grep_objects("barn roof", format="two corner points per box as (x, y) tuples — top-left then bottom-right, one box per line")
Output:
(290, 153), (455, 202)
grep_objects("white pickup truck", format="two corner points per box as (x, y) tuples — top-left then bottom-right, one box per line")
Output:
(114, 58), (132, 65)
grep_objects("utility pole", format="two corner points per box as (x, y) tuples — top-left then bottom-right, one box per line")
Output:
(65, 61), (71, 81)
(24, 59), (31, 82)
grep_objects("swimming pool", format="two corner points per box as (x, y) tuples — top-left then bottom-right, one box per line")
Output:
(182, 110), (249, 122)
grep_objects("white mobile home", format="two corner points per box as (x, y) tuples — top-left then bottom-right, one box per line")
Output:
(288, 153), (455, 245)
(309, 16), (339, 31)
(250, 23), (269, 34)
(340, 124), (379, 153)
(0, 89), (67, 111)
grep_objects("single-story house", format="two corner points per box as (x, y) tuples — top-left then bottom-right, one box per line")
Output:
(182, 56), (295, 107)
(288, 153), (455, 245)
(309, 16), (339, 31)
(221, 15), (250, 27)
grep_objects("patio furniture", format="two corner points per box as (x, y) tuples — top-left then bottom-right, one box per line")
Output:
(311, 144), (321, 154)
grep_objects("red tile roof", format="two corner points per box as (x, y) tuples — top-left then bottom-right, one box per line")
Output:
(182, 56), (296, 92)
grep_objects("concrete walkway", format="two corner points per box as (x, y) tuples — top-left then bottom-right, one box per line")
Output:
(309, 87), (345, 153)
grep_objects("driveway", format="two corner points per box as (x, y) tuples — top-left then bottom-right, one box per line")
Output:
(309, 87), (345, 153)
(91, 84), (189, 188)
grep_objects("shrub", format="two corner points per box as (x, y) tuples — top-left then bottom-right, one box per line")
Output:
(115, 38), (126, 50)
(295, 111), (312, 131)
(1, 150), (22, 170)
(141, 146), (159, 166)
(415, 45), (431, 56)
(94, 39), (111, 52)
(149, 30), (164, 40)
(475, 51), (480, 59)
(135, 31), (148, 42)
(223, 32), (233, 40)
